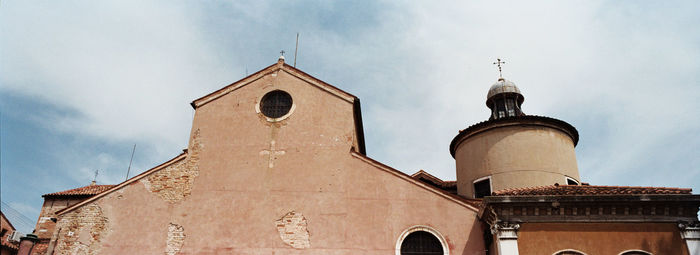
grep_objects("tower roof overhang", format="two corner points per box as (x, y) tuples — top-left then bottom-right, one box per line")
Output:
(449, 115), (579, 158)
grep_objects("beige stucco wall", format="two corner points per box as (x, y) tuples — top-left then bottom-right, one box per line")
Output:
(517, 223), (688, 255)
(52, 64), (485, 254)
(455, 125), (579, 198)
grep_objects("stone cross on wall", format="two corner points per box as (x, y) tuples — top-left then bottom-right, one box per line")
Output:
(260, 140), (285, 168)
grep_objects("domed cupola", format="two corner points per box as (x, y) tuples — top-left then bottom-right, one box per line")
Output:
(486, 78), (524, 120)
(450, 59), (581, 199)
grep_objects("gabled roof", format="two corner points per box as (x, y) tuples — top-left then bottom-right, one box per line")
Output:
(191, 59), (356, 108)
(411, 170), (457, 193)
(492, 184), (692, 196)
(0, 211), (15, 231)
(351, 151), (480, 211)
(56, 153), (187, 216)
(0, 211), (18, 251)
(190, 59), (366, 155)
(43, 184), (115, 198)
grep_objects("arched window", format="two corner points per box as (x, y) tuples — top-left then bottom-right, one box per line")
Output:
(618, 250), (652, 255)
(400, 231), (442, 254)
(553, 249), (587, 255)
(565, 176), (580, 185)
(396, 226), (448, 255)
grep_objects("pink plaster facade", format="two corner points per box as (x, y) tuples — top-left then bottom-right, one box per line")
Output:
(52, 60), (485, 254)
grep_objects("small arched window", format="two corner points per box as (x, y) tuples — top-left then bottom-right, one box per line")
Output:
(553, 249), (587, 255)
(400, 231), (443, 254)
(619, 250), (652, 255)
(396, 226), (448, 255)
(565, 177), (580, 185)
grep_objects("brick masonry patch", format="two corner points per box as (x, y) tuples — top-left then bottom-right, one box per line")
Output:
(275, 211), (311, 249)
(142, 129), (202, 203)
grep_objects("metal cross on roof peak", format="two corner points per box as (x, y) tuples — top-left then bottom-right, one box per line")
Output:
(493, 58), (506, 78)
(280, 50), (285, 56)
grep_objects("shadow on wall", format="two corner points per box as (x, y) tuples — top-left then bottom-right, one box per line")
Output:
(460, 220), (488, 255)
(640, 236), (686, 255)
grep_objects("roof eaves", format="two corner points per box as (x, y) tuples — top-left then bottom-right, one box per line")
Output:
(0, 211), (16, 231)
(42, 185), (115, 198)
(56, 152), (187, 216)
(190, 62), (279, 109)
(350, 149), (479, 211)
(280, 63), (356, 102)
(450, 115), (579, 157)
(484, 194), (700, 204)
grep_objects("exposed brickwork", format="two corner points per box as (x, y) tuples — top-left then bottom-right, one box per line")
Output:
(166, 223), (185, 255)
(53, 203), (109, 255)
(142, 129), (202, 203)
(275, 211), (310, 249)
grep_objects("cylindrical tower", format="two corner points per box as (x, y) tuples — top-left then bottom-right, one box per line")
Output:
(451, 78), (580, 198)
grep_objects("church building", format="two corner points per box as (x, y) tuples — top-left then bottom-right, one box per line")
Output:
(37, 56), (699, 254)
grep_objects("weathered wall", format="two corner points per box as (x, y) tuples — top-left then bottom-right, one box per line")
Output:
(455, 125), (579, 198)
(52, 63), (485, 254)
(53, 203), (109, 255)
(517, 222), (688, 255)
(1, 213), (17, 255)
(34, 198), (85, 240)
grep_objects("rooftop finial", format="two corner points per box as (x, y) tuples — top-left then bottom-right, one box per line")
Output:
(493, 58), (506, 79)
(91, 169), (99, 185)
(279, 50), (286, 61)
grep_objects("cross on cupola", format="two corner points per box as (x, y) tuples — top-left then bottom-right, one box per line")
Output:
(493, 58), (505, 78)
(486, 58), (525, 120)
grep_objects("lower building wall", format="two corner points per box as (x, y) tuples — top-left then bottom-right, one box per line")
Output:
(1, 247), (18, 255)
(517, 222), (688, 255)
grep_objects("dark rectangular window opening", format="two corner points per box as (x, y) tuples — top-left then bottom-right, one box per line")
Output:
(474, 178), (491, 198)
(566, 177), (579, 185)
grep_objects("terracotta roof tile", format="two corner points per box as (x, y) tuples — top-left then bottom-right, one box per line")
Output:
(492, 185), (692, 196)
(43, 184), (115, 197)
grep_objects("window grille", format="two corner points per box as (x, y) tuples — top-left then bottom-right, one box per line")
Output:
(260, 90), (293, 118)
(400, 231), (443, 255)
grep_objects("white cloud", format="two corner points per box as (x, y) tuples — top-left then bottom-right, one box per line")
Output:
(1, 0), (699, 205)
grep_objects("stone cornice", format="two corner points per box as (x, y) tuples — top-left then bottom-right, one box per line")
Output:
(481, 194), (700, 223)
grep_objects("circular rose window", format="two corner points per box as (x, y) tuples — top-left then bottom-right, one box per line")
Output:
(260, 90), (293, 118)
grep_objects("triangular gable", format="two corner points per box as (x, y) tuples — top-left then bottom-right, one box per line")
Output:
(56, 152), (187, 216)
(191, 59), (355, 109)
(190, 59), (366, 155)
(350, 150), (480, 211)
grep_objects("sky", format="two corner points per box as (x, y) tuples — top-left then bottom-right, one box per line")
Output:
(1, 1), (699, 234)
